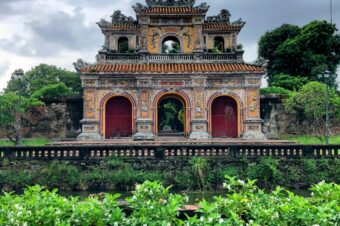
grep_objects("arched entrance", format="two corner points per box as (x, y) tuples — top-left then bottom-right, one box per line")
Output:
(105, 96), (132, 139)
(213, 37), (224, 53)
(211, 96), (238, 138)
(155, 92), (189, 137)
(158, 97), (184, 136)
(162, 36), (181, 53)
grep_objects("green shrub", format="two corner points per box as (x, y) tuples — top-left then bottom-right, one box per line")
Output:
(40, 161), (80, 190)
(174, 171), (195, 190)
(217, 166), (241, 182)
(260, 86), (292, 96)
(31, 82), (71, 99)
(0, 180), (339, 225)
(246, 158), (283, 188)
(126, 181), (185, 225)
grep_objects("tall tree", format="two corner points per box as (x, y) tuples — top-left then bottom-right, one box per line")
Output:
(5, 64), (82, 98)
(259, 21), (340, 88)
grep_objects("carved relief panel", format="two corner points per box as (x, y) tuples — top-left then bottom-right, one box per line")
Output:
(207, 78), (243, 87)
(148, 26), (194, 53)
(84, 90), (95, 119)
(139, 90), (150, 118)
(247, 89), (260, 118)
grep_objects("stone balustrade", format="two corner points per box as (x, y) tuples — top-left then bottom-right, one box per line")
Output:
(101, 52), (243, 63)
(0, 144), (338, 160)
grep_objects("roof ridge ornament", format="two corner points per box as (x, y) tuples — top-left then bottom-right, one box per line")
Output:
(207, 9), (231, 23)
(145, 0), (196, 7)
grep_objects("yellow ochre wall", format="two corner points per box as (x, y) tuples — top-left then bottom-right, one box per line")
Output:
(147, 26), (195, 54)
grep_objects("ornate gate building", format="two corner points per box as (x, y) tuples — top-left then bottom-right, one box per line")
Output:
(76, 0), (266, 141)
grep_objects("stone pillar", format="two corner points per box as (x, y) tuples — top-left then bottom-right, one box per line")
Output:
(189, 76), (211, 140)
(132, 77), (155, 140)
(78, 79), (102, 141)
(243, 76), (266, 140)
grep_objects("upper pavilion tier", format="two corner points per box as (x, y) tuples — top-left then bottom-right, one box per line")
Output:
(93, 0), (247, 65)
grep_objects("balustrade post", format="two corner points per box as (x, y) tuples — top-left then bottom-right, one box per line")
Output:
(304, 146), (314, 158)
(155, 147), (165, 160)
(4, 147), (17, 159)
(229, 146), (237, 158)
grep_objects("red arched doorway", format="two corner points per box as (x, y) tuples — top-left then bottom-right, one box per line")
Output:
(211, 96), (238, 138)
(105, 96), (132, 139)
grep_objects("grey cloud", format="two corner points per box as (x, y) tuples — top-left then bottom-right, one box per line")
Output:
(0, 62), (10, 80)
(0, 0), (33, 17)
(0, 8), (102, 57)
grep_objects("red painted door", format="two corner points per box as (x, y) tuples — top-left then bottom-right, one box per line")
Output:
(105, 97), (132, 139)
(211, 96), (238, 138)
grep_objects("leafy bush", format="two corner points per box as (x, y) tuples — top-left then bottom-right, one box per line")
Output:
(40, 161), (80, 190)
(260, 86), (292, 96)
(0, 180), (339, 225)
(270, 74), (310, 91)
(31, 82), (71, 99)
(126, 181), (185, 225)
(246, 158), (283, 188)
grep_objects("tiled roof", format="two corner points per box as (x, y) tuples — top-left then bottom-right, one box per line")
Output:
(99, 24), (140, 31)
(203, 23), (242, 31)
(137, 6), (206, 15)
(80, 63), (264, 74)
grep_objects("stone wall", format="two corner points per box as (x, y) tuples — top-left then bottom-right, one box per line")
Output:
(261, 94), (340, 139)
(0, 96), (83, 140)
(1, 94), (338, 140)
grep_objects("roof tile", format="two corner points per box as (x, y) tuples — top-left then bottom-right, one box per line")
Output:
(80, 63), (264, 74)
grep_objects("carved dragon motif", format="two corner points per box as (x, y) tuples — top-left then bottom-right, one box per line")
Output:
(73, 59), (90, 72)
(207, 9), (231, 23)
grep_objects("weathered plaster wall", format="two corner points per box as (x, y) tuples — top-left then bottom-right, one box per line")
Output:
(0, 97), (83, 140)
(261, 95), (340, 138)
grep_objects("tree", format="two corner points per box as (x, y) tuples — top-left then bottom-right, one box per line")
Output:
(31, 83), (71, 100)
(0, 92), (43, 144)
(270, 74), (309, 91)
(259, 21), (340, 88)
(5, 64), (81, 98)
(284, 82), (340, 136)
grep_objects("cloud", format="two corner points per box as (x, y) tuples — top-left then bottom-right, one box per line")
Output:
(0, 8), (101, 57)
(0, 61), (10, 79)
(0, 0), (339, 92)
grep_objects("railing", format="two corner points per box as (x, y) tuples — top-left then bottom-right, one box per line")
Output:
(0, 144), (339, 160)
(148, 54), (194, 62)
(202, 53), (238, 61)
(102, 52), (242, 63)
(105, 54), (140, 61)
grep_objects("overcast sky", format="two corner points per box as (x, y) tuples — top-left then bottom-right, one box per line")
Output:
(0, 0), (339, 91)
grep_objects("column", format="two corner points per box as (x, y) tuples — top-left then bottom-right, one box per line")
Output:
(189, 76), (211, 140)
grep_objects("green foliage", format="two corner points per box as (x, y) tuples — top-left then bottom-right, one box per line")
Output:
(284, 135), (340, 144)
(0, 138), (51, 147)
(41, 161), (80, 190)
(0, 176), (339, 225)
(126, 181), (185, 225)
(189, 157), (211, 190)
(174, 171), (195, 190)
(31, 82), (71, 99)
(260, 86), (292, 96)
(246, 158), (283, 189)
(5, 64), (81, 98)
(162, 40), (180, 54)
(259, 21), (340, 87)
(270, 74), (310, 91)
(0, 185), (124, 225)
(284, 82), (340, 135)
(158, 98), (184, 132)
(0, 92), (43, 144)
